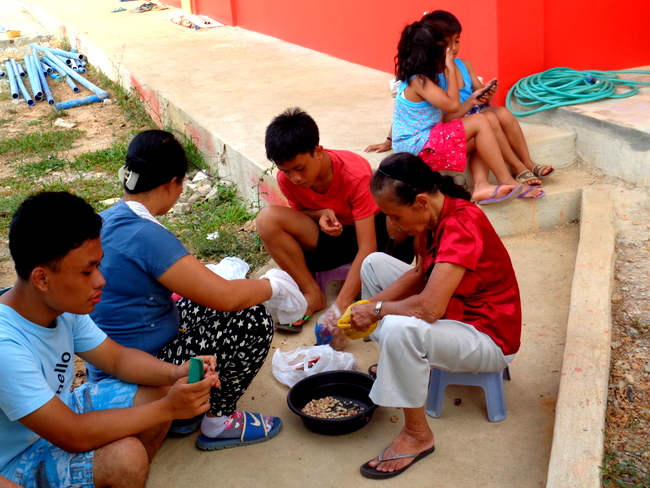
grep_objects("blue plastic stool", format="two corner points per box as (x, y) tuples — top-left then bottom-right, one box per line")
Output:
(315, 262), (352, 293)
(426, 367), (511, 422)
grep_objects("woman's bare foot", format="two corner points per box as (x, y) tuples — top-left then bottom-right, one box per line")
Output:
(368, 428), (435, 474)
(472, 184), (519, 203)
(527, 162), (554, 177)
(516, 185), (544, 199)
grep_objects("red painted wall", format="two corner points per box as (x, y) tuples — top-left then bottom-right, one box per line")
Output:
(187, 0), (650, 105)
(544, 0), (650, 71)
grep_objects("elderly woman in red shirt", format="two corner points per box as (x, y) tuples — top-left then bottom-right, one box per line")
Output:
(350, 153), (522, 480)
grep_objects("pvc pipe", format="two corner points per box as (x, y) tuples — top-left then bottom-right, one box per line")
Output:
(69, 59), (78, 71)
(24, 55), (44, 101)
(10, 59), (24, 78)
(56, 54), (73, 66)
(40, 61), (52, 75)
(15, 60), (26, 78)
(44, 52), (107, 97)
(15, 71), (34, 106)
(55, 93), (107, 111)
(4, 61), (19, 99)
(31, 44), (85, 61)
(40, 57), (64, 76)
(35, 58), (55, 105)
(64, 75), (80, 93)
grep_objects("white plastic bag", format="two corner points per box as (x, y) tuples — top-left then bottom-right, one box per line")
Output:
(272, 345), (358, 387)
(260, 268), (307, 324)
(206, 257), (249, 280)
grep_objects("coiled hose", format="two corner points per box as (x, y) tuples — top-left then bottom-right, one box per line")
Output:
(506, 67), (650, 117)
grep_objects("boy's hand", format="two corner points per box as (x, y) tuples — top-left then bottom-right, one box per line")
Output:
(176, 355), (220, 388)
(364, 139), (392, 153)
(165, 375), (213, 420)
(319, 209), (343, 236)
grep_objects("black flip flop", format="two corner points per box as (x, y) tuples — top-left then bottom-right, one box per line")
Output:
(274, 314), (311, 333)
(367, 364), (377, 378)
(360, 445), (436, 479)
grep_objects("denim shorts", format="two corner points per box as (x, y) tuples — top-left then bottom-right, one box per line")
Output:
(1, 378), (137, 488)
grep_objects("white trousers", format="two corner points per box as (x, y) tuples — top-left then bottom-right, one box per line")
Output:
(361, 253), (514, 408)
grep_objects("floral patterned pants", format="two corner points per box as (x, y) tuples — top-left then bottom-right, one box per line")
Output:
(157, 298), (274, 416)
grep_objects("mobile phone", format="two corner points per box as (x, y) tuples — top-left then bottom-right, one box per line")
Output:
(188, 357), (204, 383)
(476, 80), (497, 99)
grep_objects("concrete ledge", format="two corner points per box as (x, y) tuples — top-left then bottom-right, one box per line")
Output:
(546, 188), (616, 488)
(482, 187), (581, 238)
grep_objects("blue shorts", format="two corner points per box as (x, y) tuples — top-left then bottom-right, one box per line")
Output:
(1, 379), (137, 488)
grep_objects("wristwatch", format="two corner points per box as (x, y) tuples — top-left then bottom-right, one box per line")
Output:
(374, 301), (384, 320)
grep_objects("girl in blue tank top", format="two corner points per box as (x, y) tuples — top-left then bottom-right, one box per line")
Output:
(388, 20), (543, 204)
(426, 10), (555, 186)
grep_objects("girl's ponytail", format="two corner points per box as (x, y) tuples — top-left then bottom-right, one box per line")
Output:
(395, 20), (447, 83)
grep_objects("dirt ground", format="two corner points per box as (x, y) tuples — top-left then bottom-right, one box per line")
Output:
(0, 60), (146, 287)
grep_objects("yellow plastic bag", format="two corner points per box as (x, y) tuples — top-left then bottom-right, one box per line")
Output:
(337, 300), (378, 340)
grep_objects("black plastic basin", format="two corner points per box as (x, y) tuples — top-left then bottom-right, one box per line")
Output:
(287, 370), (378, 435)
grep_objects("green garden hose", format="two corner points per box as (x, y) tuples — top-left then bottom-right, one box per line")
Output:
(506, 67), (650, 117)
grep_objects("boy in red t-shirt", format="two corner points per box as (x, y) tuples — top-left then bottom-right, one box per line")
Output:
(257, 107), (413, 332)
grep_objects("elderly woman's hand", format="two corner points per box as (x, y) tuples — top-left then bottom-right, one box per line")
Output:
(349, 301), (378, 331)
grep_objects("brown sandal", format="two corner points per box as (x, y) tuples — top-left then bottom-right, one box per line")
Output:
(514, 170), (541, 186)
(530, 164), (555, 179)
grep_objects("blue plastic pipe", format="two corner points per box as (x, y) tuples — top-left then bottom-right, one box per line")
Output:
(10, 59), (24, 78)
(15, 71), (34, 106)
(69, 59), (78, 71)
(35, 58), (55, 105)
(64, 75), (80, 93)
(40, 57), (63, 76)
(54, 93), (107, 111)
(31, 44), (85, 61)
(15, 60), (26, 78)
(40, 61), (53, 74)
(4, 61), (19, 99)
(24, 54), (44, 101)
(56, 54), (72, 66)
(44, 51), (108, 97)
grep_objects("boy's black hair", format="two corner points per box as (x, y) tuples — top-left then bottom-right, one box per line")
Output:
(422, 10), (462, 37)
(124, 130), (188, 194)
(9, 192), (102, 280)
(265, 107), (320, 164)
(395, 20), (447, 84)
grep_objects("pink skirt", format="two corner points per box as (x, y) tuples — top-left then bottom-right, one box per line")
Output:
(417, 119), (467, 172)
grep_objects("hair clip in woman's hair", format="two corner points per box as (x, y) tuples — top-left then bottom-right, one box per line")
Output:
(118, 165), (140, 191)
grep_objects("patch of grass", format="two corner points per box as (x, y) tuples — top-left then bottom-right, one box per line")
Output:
(0, 117), (13, 126)
(0, 129), (83, 159)
(601, 452), (650, 488)
(69, 144), (126, 173)
(178, 133), (210, 171)
(26, 120), (42, 127)
(92, 68), (155, 129)
(0, 92), (11, 102)
(15, 157), (69, 177)
(162, 186), (268, 270)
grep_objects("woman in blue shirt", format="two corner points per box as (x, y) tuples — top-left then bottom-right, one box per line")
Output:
(90, 130), (282, 451)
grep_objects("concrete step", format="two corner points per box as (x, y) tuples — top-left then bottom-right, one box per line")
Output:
(520, 120), (577, 170)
